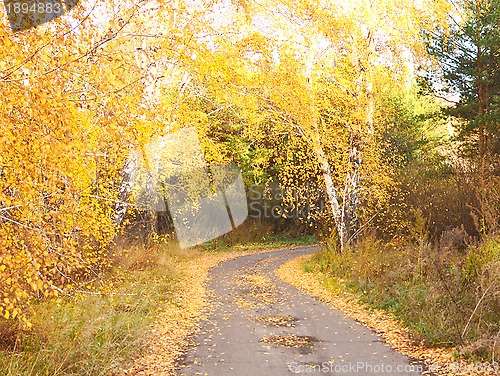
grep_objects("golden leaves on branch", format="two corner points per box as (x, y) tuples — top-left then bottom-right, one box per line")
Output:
(0, 0), (235, 323)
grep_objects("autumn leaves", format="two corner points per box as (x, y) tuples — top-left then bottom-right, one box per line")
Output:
(0, 0), (452, 323)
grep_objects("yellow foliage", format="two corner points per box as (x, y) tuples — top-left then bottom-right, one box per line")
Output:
(0, 0), (452, 319)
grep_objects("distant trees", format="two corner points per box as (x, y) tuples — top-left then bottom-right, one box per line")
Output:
(216, 0), (451, 250)
(422, 0), (500, 233)
(423, 0), (500, 164)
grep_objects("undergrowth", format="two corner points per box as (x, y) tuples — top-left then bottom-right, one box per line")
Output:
(308, 231), (500, 362)
(0, 235), (309, 376)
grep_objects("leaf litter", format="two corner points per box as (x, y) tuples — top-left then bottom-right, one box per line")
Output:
(121, 245), (306, 375)
(276, 254), (497, 376)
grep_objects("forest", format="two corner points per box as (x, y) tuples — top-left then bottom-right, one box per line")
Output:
(0, 0), (500, 374)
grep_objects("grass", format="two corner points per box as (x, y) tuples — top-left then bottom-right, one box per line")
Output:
(0, 243), (182, 376)
(307, 234), (500, 361)
(0, 235), (312, 376)
(201, 233), (317, 252)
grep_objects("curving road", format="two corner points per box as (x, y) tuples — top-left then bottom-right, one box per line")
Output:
(175, 247), (425, 375)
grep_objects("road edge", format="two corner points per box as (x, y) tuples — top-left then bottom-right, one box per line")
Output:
(275, 253), (495, 376)
(126, 244), (316, 375)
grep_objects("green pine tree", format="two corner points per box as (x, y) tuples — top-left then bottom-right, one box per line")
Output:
(421, 0), (500, 169)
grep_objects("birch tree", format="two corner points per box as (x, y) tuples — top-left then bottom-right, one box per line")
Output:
(0, 0), (244, 322)
(218, 0), (451, 249)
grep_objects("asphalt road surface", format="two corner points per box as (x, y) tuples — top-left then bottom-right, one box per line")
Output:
(176, 247), (425, 375)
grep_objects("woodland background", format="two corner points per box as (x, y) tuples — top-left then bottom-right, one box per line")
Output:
(0, 0), (500, 374)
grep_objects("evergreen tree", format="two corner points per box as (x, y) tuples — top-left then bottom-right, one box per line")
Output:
(422, 0), (500, 171)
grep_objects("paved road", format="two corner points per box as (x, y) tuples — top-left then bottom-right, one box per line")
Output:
(176, 247), (425, 375)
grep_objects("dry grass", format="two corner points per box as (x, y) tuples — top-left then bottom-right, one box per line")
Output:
(0, 238), (309, 376)
(277, 254), (500, 376)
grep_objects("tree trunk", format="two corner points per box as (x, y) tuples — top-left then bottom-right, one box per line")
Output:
(343, 26), (376, 245)
(305, 37), (346, 250)
(312, 139), (346, 248)
(113, 155), (137, 228)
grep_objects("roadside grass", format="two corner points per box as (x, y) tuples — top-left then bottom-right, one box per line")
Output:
(0, 242), (183, 376)
(201, 234), (317, 253)
(0, 236), (310, 376)
(307, 233), (500, 362)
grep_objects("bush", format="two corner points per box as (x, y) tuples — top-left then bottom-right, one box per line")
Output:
(0, 242), (181, 376)
(313, 232), (500, 360)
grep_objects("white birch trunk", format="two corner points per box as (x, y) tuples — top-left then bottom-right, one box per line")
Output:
(305, 37), (347, 250)
(312, 140), (347, 248)
(343, 26), (376, 245)
(113, 154), (138, 228)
